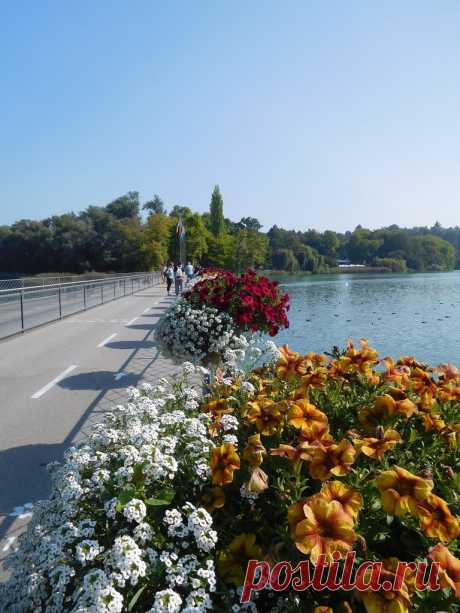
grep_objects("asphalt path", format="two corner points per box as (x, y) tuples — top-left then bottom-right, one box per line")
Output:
(0, 283), (178, 576)
(0, 277), (149, 339)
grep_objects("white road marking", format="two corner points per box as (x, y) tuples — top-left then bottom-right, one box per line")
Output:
(2, 536), (16, 552)
(97, 333), (117, 348)
(114, 372), (126, 380)
(143, 307), (150, 313)
(31, 365), (77, 399)
(126, 317), (138, 326)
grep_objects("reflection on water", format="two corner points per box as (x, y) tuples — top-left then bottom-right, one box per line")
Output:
(273, 271), (460, 365)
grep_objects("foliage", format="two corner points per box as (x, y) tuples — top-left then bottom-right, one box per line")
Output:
(209, 186), (225, 236)
(199, 339), (460, 611)
(4, 340), (460, 612)
(185, 269), (290, 336)
(1, 183), (459, 275)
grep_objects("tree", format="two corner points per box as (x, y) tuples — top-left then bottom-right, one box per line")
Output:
(271, 249), (299, 272)
(209, 186), (225, 236)
(106, 192), (140, 220)
(143, 195), (166, 215)
(231, 228), (268, 271)
(237, 217), (262, 232)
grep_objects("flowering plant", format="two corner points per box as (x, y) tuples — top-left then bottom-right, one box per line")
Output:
(155, 299), (245, 364)
(199, 339), (460, 611)
(184, 269), (289, 336)
(4, 340), (460, 612)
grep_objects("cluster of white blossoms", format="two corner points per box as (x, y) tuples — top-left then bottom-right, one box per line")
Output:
(0, 366), (219, 613)
(155, 299), (246, 364)
(0, 336), (283, 612)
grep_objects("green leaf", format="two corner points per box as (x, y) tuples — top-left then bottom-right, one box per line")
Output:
(145, 488), (175, 506)
(128, 584), (147, 611)
(116, 489), (136, 512)
(409, 429), (418, 443)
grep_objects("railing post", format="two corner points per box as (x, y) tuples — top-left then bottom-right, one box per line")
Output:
(58, 286), (62, 318)
(131, 278), (134, 295)
(101, 283), (104, 304)
(83, 285), (87, 310)
(113, 281), (116, 299)
(124, 278), (126, 296)
(20, 291), (24, 332)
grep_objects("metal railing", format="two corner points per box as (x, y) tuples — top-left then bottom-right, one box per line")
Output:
(0, 272), (150, 291)
(0, 272), (162, 340)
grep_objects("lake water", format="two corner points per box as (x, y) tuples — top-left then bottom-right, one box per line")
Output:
(273, 271), (460, 367)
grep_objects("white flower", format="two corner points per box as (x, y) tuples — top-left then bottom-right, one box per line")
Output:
(150, 588), (182, 613)
(123, 498), (147, 523)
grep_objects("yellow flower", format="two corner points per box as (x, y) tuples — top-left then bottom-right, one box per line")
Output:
(242, 433), (266, 467)
(276, 345), (308, 380)
(202, 398), (233, 417)
(290, 497), (356, 563)
(218, 533), (263, 585)
(353, 428), (402, 460)
(428, 543), (460, 598)
(358, 395), (397, 431)
(287, 398), (328, 436)
(417, 494), (460, 542)
(308, 439), (357, 481)
(201, 487), (225, 513)
(210, 443), (240, 486)
(376, 466), (433, 517)
(245, 398), (288, 436)
(359, 557), (414, 613)
(315, 480), (363, 520)
(440, 422), (460, 447)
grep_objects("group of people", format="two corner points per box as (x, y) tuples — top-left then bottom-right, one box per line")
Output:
(162, 261), (196, 296)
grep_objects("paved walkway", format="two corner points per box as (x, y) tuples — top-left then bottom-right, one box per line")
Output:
(0, 282), (178, 579)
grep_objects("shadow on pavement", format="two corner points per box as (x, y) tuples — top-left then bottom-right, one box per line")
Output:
(105, 340), (156, 350)
(126, 323), (158, 330)
(0, 442), (66, 540)
(58, 370), (141, 391)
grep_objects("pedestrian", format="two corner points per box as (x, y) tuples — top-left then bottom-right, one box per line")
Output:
(185, 261), (194, 284)
(174, 263), (184, 296)
(165, 262), (174, 295)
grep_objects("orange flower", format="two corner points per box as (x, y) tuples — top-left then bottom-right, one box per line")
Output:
(353, 428), (402, 460)
(440, 422), (460, 447)
(201, 487), (225, 512)
(308, 439), (357, 481)
(421, 411), (446, 433)
(287, 398), (329, 436)
(245, 398), (288, 436)
(359, 557), (414, 613)
(428, 543), (460, 597)
(210, 443), (240, 486)
(314, 480), (363, 520)
(417, 494), (460, 542)
(202, 397), (233, 417)
(290, 497), (356, 563)
(376, 466), (433, 517)
(358, 395), (397, 431)
(242, 433), (266, 467)
(276, 345), (308, 380)
(382, 357), (411, 387)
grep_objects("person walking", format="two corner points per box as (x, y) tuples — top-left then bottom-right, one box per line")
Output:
(184, 261), (194, 285)
(174, 263), (184, 296)
(165, 263), (174, 295)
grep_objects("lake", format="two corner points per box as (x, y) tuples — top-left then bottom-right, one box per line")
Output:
(273, 271), (460, 366)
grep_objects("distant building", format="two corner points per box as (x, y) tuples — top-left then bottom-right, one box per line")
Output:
(336, 258), (365, 268)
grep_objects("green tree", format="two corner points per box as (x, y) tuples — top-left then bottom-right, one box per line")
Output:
(106, 192), (140, 220)
(231, 228), (268, 271)
(209, 185), (225, 236)
(143, 195), (166, 215)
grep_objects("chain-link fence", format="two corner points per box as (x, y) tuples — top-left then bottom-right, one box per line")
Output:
(0, 272), (162, 340)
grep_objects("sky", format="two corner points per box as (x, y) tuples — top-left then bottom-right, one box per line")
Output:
(2, 0), (460, 232)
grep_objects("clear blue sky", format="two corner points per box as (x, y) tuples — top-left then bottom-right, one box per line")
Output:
(2, 1), (460, 232)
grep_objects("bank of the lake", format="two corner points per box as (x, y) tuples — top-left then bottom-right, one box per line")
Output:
(273, 270), (460, 365)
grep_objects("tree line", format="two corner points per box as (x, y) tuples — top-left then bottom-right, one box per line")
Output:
(0, 187), (458, 275)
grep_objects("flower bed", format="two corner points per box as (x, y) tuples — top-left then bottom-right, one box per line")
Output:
(3, 340), (460, 612)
